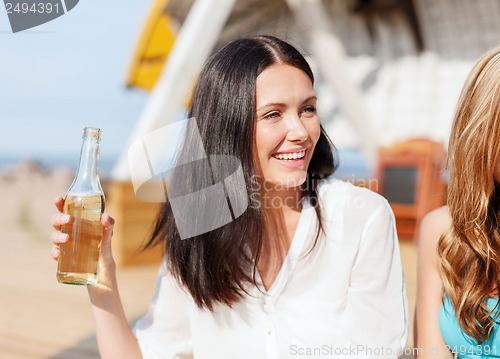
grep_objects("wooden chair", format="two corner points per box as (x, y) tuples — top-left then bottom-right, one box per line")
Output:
(375, 139), (446, 241)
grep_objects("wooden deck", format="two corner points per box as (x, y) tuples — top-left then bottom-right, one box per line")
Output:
(0, 220), (159, 358)
(0, 170), (417, 358)
(0, 250), (158, 359)
(0, 172), (159, 359)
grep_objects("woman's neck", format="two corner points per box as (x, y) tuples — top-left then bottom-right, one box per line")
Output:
(256, 186), (304, 290)
(258, 185), (304, 251)
(259, 185), (304, 215)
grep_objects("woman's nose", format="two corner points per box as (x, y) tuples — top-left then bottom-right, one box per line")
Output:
(285, 116), (308, 142)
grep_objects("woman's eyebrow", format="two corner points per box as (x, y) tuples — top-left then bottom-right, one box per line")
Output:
(302, 96), (317, 104)
(256, 102), (286, 112)
(256, 96), (317, 112)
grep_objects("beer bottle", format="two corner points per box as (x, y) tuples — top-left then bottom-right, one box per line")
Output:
(57, 127), (105, 285)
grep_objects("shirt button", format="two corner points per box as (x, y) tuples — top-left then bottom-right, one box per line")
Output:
(262, 295), (273, 313)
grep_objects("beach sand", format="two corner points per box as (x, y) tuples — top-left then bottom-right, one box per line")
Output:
(0, 161), (417, 358)
(0, 162), (159, 359)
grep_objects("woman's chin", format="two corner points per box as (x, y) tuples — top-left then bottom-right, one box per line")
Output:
(264, 176), (307, 190)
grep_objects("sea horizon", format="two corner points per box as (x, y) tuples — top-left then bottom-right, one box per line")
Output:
(0, 155), (117, 177)
(0, 148), (372, 181)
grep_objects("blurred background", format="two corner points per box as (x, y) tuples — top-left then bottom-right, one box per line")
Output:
(2, 0), (500, 357)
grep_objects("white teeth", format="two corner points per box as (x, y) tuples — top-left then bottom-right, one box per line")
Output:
(274, 150), (306, 160)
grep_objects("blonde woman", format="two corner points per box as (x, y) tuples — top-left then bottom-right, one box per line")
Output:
(415, 46), (500, 358)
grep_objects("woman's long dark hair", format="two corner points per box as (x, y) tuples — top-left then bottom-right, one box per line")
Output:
(145, 35), (337, 310)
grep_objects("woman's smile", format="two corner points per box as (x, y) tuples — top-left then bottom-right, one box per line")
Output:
(271, 148), (307, 168)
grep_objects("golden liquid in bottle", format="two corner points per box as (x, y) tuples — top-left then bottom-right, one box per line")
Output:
(57, 194), (105, 285)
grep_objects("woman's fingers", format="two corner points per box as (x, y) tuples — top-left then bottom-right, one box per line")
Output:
(50, 213), (72, 231)
(100, 213), (115, 263)
(102, 212), (115, 233)
(50, 231), (69, 246)
(50, 245), (61, 260)
(50, 231), (68, 261)
(50, 196), (66, 261)
(54, 196), (64, 213)
(49, 207), (116, 266)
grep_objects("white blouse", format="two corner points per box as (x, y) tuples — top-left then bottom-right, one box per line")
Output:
(133, 178), (409, 358)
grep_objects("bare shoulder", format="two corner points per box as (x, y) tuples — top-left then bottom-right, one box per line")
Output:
(420, 206), (451, 245)
(418, 206), (451, 266)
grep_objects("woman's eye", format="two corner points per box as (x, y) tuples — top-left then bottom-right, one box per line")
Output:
(264, 111), (280, 120)
(302, 106), (317, 115)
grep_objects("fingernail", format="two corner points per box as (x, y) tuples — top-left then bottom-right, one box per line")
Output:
(109, 217), (115, 225)
(64, 215), (71, 221)
(60, 233), (69, 242)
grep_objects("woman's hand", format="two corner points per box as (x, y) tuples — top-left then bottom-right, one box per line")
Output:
(51, 196), (142, 358)
(49, 196), (69, 261)
(50, 196), (117, 289)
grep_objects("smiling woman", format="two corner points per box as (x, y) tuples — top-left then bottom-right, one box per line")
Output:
(49, 35), (408, 359)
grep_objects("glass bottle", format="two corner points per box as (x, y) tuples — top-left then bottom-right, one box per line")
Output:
(57, 127), (105, 285)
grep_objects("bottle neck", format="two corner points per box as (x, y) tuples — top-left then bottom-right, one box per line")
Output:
(69, 137), (102, 195)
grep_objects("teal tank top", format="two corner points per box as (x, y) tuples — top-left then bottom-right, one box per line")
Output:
(439, 295), (500, 358)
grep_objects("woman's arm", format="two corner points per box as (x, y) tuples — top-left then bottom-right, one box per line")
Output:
(414, 206), (452, 358)
(50, 196), (142, 359)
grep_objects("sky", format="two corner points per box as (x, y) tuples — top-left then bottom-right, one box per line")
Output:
(0, 0), (151, 169)
(0, 0), (375, 179)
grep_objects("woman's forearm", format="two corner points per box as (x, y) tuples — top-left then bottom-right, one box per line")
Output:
(87, 264), (142, 359)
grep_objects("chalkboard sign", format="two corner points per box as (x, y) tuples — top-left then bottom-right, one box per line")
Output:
(375, 139), (446, 240)
(382, 166), (418, 205)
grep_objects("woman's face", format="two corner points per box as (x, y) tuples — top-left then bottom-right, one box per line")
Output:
(254, 64), (320, 188)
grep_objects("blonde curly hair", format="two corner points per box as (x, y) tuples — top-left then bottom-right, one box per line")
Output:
(439, 46), (500, 343)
